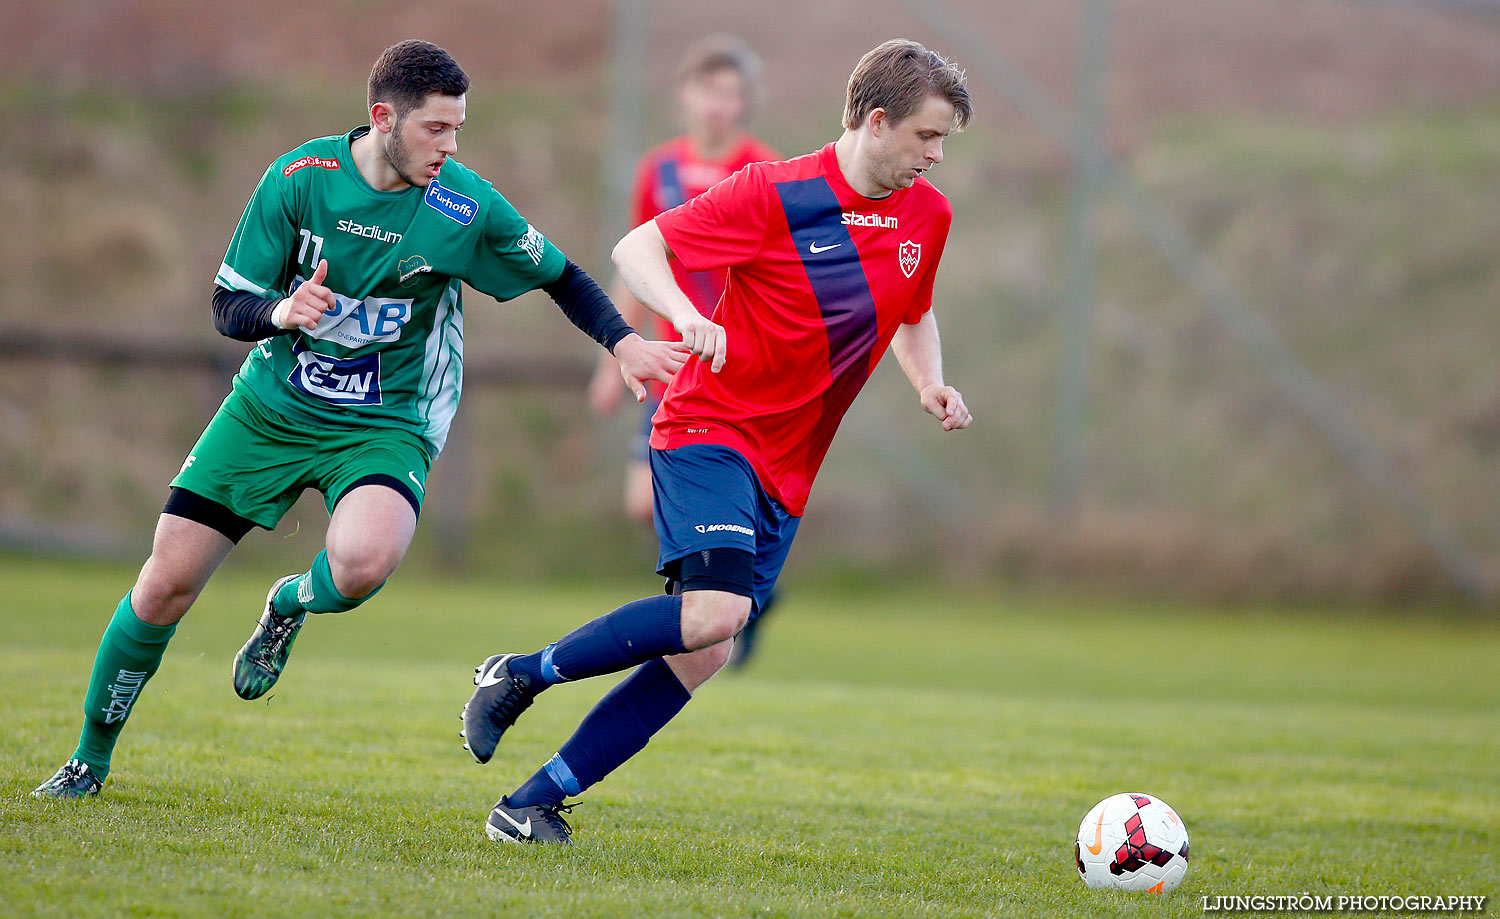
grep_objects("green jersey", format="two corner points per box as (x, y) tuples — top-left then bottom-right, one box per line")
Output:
(214, 126), (566, 456)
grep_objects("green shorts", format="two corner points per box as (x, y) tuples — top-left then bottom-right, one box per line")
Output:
(170, 381), (432, 532)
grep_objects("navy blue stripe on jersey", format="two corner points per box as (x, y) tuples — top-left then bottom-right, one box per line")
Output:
(655, 158), (688, 211)
(773, 175), (881, 474)
(773, 176), (880, 383)
(658, 156), (719, 316)
(683, 267), (721, 316)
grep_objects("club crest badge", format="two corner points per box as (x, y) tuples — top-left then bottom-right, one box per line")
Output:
(898, 240), (921, 279)
(397, 254), (431, 288)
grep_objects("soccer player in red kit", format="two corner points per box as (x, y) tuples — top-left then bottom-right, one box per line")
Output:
(465, 39), (973, 844)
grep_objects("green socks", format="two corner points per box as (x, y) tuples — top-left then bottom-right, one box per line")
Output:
(72, 594), (176, 779)
(70, 550), (382, 781)
(271, 549), (380, 616)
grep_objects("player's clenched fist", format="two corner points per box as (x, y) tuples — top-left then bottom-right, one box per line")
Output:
(919, 383), (972, 431)
(675, 313), (727, 373)
(272, 259), (336, 331)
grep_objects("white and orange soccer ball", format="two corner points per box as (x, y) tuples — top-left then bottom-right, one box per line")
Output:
(1074, 793), (1190, 894)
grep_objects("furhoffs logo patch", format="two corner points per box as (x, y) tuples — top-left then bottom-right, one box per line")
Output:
(424, 180), (478, 226)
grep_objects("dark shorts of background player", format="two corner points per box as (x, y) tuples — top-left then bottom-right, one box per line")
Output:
(165, 383), (430, 542)
(650, 444), (800, 619)
(631, 395), (662, 462)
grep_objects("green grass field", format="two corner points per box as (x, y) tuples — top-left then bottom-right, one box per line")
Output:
(2, 556), (1496, 918)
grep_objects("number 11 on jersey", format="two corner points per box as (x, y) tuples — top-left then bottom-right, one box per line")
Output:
(297, 228), (324, 268)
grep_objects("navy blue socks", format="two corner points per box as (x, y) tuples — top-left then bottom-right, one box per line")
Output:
(508, 658), (693, 808)
(503, 596), (693, 807)
(509, 595), (686, 687)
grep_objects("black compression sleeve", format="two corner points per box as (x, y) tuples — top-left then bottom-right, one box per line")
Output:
(539, 259), (636, 352)
(211, 285), (286, 342)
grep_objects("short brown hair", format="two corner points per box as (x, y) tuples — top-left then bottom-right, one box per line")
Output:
(368, 40), (470, 121)
(675, 34), (763, 103)
(842, 39), (972, 132)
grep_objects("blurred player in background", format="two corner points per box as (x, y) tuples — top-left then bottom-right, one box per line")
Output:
(588, 36), (782, 669)
(466, 38), (973, 844)
(32, 39), (683, 799)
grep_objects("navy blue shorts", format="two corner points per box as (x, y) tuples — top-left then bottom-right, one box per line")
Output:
(631, 396), (661, 462)
(650, 444), (800, 615)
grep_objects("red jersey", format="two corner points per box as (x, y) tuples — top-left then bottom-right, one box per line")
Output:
(651, 142), (952, 516)
(631, 134), (780, 337)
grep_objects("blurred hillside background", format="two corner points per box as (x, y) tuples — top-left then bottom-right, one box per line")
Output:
(2, 0), (1499, 603)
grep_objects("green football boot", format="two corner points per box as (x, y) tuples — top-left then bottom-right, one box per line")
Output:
(32, 759), (104, 799)
(233, 574), (305, 700)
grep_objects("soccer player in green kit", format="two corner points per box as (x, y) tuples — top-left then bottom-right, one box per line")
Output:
(32, 39), (693, 799)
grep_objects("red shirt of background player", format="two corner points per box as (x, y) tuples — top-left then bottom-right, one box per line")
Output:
(631, 134), (780, 339)
(651, 142), (952, 516)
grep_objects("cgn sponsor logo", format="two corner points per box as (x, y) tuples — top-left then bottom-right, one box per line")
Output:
(424, 180), (478, 226)
(287, 348), (383, 406)
(282, 155), (340, 177)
